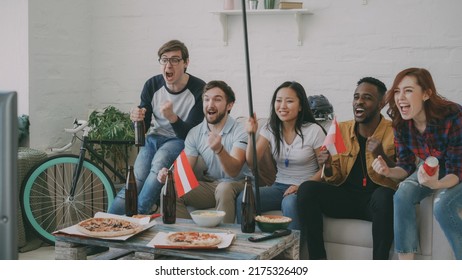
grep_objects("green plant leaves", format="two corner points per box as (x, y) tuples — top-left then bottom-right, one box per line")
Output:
(87, 106), (135, 183)
(88, 106), (135, 141)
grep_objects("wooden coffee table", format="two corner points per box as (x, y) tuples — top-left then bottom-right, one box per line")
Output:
(54, 218), (299, 260)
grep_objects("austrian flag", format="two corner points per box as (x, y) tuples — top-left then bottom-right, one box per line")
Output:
(173, 150), (199, 197)
(322, 116), (346, 155)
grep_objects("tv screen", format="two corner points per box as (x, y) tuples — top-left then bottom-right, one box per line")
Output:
(0, 91), (18, 260)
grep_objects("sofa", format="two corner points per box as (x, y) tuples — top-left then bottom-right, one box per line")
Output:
(321, 193), (455, 260)
(192, 116), (455, 260)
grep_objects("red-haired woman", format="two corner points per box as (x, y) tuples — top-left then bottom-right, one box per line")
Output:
(373, 68), (462, 259)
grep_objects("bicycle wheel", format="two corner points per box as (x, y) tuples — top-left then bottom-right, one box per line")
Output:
(21, 154), (116, 244)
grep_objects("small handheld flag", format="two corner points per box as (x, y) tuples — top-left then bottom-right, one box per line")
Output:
(173, 150), (199, 197)
(322, 116), (346, 155)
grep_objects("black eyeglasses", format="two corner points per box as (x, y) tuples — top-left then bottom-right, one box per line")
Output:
(158, 57), (183, 66)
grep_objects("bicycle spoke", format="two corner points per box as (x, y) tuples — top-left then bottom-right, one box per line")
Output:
(21, 155), (115, 244)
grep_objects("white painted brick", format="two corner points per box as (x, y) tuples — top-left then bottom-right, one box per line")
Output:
(2, 0), (456, 149)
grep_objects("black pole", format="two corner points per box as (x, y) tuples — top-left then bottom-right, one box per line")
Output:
(240, 0), (261, 215)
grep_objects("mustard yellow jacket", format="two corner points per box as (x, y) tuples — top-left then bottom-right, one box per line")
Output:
(324, 116), (398, 190)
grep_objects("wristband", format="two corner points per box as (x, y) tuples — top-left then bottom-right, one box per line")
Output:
(216, 145), (224, 155)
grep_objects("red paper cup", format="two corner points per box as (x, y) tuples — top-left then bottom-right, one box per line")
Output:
(423, 156), (439, 176)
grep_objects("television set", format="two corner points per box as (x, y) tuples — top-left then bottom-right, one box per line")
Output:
(0, 91), (18, 260)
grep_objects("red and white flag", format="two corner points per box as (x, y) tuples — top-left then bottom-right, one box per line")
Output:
(173, 150), (199, 197)
(322, 116), (346, 155)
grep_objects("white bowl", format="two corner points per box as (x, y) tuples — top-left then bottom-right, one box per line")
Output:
(190, 210), (226, 227)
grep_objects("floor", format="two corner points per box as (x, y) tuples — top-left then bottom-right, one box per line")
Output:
(19, 245), (55, 260)
(18, 245), (122, 260)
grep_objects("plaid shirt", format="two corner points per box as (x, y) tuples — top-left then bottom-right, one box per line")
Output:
(394, 105), (462, 181)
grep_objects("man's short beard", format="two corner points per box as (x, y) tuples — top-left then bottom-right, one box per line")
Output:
(357, 108), (380, 124)
(207, 111), (226, 125)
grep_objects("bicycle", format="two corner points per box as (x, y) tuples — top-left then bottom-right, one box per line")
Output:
(20, 119), (133, 245)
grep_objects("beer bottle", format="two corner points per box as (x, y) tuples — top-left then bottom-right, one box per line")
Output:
(134, 120), (145, 147)
(241, 176), (256, 233)
(125, 166), (138, 217)
(162, 170), (176, 224)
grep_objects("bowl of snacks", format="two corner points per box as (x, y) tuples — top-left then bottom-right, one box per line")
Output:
(190, 210), (226, 227)
(255, 215), (292, 233)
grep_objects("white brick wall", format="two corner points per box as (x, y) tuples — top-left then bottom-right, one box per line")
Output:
(0, 0), (28, 115)
(22, 0), (462, 149)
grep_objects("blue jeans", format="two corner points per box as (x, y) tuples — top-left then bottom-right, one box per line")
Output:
(108, 134), (184, 215)
(236, 182), (300, 230)
(394, 170), (462, 259)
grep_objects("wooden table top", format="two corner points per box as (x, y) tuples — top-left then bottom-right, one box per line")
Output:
(54, 218), (299, 260)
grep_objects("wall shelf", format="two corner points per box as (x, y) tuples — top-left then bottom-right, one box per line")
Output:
(211, 9), (313, 46)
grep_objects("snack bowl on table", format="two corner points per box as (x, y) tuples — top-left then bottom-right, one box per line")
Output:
(190, 210), (226, 227)
(255, 215), (292, 233)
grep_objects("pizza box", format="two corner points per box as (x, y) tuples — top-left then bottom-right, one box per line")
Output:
(147, 232), (235, 249)
(53, 212), (157, 241)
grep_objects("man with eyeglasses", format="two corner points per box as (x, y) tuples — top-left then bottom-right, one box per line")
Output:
(109, 39), (206, 215)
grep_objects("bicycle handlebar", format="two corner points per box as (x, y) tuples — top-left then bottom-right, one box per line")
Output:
(50, 120), (89, 153)
(64, 120), (88, 134)
(50, 142), (74, 153)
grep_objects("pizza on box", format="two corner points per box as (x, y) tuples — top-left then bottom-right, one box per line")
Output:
(167, 231), (222, 247)
(132, 214), (150, 219)
(76, 217), (142, 237)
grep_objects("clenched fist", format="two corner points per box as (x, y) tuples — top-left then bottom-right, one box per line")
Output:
(160, 100), (178, 123)
(208, 132), (223, 153)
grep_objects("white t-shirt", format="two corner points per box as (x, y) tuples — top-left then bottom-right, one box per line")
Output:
(259, 122), (326, 185)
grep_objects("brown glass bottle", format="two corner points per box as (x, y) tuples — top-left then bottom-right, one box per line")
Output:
(134, 120), (145, 147)
(162, 170), (176, 224)
(241, 176), (256, 233)
(125, 166), (138, 217)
